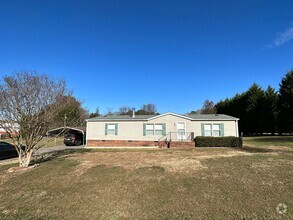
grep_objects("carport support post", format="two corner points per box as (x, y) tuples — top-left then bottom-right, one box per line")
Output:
(83, 133), (85, 146)
(46, 134), (48, 148)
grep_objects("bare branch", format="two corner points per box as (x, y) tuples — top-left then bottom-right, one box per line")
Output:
(0, 71), (73, 167)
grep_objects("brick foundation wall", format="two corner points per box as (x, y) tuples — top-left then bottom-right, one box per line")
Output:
(160, 141), (196, 148)
(87, 140), (158, 147)
(87, 140), (196, 148)
(169, 141), (195, 148)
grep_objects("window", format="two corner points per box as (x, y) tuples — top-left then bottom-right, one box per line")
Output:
(146, 124), (154, 135)
(155, 124), (163, 135)
(212, 124), (220, 137)
(106, 123), (117, 135)
(202, 123), (223, 137)
(144, 123), (165, 136)
(204, 124), (212, 136)
(177, 122), (185, 134)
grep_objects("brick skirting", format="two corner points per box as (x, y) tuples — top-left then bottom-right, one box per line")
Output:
(87, 140), (196, 148)
(87, 140), (158, 147)
(169, 141), (195, 148)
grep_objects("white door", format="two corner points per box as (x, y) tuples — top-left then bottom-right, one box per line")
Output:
(177, 122), (186, 140)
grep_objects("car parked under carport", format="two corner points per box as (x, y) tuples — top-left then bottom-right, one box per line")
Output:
(46, 126), (86, 146)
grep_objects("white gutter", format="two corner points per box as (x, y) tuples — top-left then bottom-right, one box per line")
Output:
(85, 122), (89, 147)
(191, 119), (240, 121)
(235, 120), (239, 137)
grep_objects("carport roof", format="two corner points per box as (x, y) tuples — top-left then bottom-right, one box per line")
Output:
(46, 126), (86, 135)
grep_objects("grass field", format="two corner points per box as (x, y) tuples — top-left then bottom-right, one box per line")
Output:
(0, 137), (292, 219)
(243, 136), (293, 148)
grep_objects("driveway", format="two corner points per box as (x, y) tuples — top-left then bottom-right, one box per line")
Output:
(0, 145), (85, 165)
(34, 145), (85, 156)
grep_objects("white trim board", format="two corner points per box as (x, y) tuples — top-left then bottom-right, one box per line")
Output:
(148, 112), (193, 121)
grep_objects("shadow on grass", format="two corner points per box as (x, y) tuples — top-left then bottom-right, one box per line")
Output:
(238, 146), (293, 155)
(245, 136), (293, 143)
(31, 149), (92, 165)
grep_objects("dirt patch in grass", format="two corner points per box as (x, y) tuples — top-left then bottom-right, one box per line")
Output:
(68, 148), (252, 173)
(0, 164), (34, 186)
(71, 159), (96, 176)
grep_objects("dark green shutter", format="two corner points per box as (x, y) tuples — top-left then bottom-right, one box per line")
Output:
(115, 123), (118, 135)
(105, 123), (108, 135)
(143, 123), (146, 136)
(162, 123), (166, 135)
(220, 123), (224, 136)
(201, 123), (205, 136)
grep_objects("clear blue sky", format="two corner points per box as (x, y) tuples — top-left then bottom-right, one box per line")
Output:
(0, 0), (292, 114)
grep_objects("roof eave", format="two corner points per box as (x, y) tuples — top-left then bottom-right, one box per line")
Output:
(190, 118), (239, 121)
(86, 119), (150, 122)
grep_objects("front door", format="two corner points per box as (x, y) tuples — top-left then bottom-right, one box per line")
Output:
(177, 122), (186, 140)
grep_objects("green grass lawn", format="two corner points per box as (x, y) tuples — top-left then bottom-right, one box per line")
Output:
(0, 142), (292, 219)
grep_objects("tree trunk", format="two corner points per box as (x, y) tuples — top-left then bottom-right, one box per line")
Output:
(19, 149), (33, 167)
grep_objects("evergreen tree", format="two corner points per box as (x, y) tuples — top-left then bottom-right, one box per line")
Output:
(262, 86), (278, 134)
(89, 107), (100, 118)
(278, 70), (293, 133)
(215, 71), (292, 135)
(246, 84), (265, 134)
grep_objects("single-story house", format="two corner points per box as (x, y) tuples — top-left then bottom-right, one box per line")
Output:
(86, 112), (239, 147)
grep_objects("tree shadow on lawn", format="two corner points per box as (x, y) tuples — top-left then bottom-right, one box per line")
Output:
(238, 145), (293, 155)
(31, 149), (92, 165)
(245, 136), (293, 143)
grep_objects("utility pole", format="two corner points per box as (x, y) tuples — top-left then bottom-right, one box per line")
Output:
(64, 114), (67, 127)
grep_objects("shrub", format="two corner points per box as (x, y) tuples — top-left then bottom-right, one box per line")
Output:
(194, 136), (243, 148)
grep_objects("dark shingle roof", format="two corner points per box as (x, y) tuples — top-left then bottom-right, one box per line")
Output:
(186, 114), (239, 120)
(86, 112), (238, 122)
(87, 115), (156, 121)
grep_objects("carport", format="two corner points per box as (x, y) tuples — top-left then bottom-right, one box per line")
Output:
(46, 126), (86, 146)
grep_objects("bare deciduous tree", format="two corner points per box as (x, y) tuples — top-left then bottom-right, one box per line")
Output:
(0, 71), (70, 167)
(105, 107), (114, 116)
(141, 104), (157, 114)
(118, 106), (134, 115)
(201, 99), (217, 114)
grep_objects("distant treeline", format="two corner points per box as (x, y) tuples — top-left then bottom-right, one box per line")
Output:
(215, 70), (293, 135)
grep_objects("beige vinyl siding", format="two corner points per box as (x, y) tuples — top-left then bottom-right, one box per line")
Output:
(149, 115), (237, 137)
(86, 114), (238, 141)
(87, 121), (158, 141)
